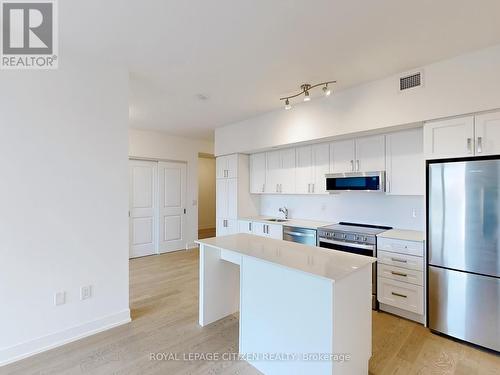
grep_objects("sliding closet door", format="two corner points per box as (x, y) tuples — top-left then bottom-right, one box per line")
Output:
(158, 161), (187, 253)
(129, 160), (158, 258)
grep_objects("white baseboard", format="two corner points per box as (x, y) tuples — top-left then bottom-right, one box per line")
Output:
(379, 303), (425, 325)
(0, 309), (131, 367)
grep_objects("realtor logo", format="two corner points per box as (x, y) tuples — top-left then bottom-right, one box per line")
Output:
(1, 0), (58, 69)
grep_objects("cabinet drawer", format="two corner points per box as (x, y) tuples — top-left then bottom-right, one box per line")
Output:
(377, 250), (423, 271)
(378, 263), (423, 286)
(377, 237), (423, 257)
(377, 277), (423, 315)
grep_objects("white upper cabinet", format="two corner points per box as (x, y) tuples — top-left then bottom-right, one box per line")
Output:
(265, 150), (281, 193)
(312, 143), (330, 194)
(295, 146), (314, 194)
(330, 139), (356, 173)
(265, 149), (296, 194)
(356, 135), (386, 172)
(475, 111), (500, 156)
(424, 116), (474, 159)
(386, 128), (424, 196)
(330, 136), (385, 173)
(216, 154), (238, 179)
(250, 153), (266, 193)
(280, 148), (296, 193)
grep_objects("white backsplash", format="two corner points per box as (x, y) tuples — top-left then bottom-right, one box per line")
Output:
(260, 193), (425, 231)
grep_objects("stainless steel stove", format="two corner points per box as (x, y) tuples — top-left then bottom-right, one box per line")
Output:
(317, 222), (392, 309)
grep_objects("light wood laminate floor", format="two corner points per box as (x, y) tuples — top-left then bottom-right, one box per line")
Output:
(3, 250), (499, 375)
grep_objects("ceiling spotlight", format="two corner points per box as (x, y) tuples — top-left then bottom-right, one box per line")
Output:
(279, 80), (336, 109)
(323, 84), (331, 96)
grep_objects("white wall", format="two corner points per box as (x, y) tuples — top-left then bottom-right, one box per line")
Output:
(0, 63), (130, 365)
(261, 194), (425, 231)
(215, 44), (500, 155)
(198, 156), (216, 230)
(128, 129), (214, 247)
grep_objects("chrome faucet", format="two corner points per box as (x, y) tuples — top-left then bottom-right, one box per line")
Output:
(279, 207), (289, 219)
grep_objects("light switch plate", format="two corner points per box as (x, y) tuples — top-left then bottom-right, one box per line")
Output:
(80, 285), (92, 300)
(54, 291), (65, 306)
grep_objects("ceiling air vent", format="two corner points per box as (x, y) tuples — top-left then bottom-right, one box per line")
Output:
(399, 72), (422, 91)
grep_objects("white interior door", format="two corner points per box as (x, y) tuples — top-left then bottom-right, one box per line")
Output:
(158, 161), (187, 253)
(129, 160), (158, 258)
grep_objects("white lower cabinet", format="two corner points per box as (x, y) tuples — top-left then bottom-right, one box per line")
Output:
(377, 235), (425, 322)
(238, 220), (253, 234)
(217, 218), (238, 236)
(377, 277), (424, 315)
(238, 220), (283, 240)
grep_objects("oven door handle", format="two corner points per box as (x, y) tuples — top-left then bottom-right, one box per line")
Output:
(283, 230), (316, 237)
(319, 238), (375, 250)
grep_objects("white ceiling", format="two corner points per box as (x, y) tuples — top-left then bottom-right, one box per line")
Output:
(64, 1), (500, 140)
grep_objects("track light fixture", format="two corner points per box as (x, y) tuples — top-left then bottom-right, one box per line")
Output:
(280, 80), (336, 109)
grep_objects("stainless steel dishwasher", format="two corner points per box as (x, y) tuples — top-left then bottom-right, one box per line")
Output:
(282, 226), (317, 246)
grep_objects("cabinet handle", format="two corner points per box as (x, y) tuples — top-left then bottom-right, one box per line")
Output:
(262, 184), (265, 192)
(356, 160), (360, 171)
(477, 137), (483, 153)
(279, 184), (282, 193)
(391, 292), (407, 298)
(467, 138), (472, 154)
(391, 257), (407, 263)
(276, 184), (279, 193)
(312, 183), (315, 193)
(350, 160), (354, 171)
(307, 183), (310, 193)
(391, 271), (408, 277)
(249, 222), (252, 232)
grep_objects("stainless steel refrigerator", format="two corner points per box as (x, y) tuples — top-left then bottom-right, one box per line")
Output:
(428, 158), (500, 352)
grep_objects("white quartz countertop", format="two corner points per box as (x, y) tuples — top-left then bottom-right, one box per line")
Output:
(377, 229), (425, 242)
(239, 216), (333, 230)
(196, 233), (376, 282)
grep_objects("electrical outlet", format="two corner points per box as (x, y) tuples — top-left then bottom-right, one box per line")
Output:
(80, 285), (92, 300)
(54, 291), (65, 306)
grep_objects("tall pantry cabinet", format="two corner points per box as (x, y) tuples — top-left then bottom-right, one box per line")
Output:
(215, 154), (260, 236)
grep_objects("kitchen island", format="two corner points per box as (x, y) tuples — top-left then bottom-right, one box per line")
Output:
(196, 234), (375, 375)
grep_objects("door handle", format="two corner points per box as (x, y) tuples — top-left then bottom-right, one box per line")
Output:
(467, 138), (472, 154)
(477, 137), (483, 153)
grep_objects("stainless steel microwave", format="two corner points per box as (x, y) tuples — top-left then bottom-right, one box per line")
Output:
(325, 171), (385, 192)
